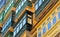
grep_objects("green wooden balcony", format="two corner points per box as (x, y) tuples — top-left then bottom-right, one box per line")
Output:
(13, 10), (33, 37)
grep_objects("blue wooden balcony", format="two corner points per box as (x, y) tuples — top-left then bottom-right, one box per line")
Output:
(1, 15), (12, 35)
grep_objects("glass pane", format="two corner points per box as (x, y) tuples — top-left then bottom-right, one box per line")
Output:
(23, 18), (26, 26)
(43, 27), (46, 34)
(35, 3), (38, 10)
(16, 8), (18, 14)
(48, 22), (51, 30)
(20, 23), (22, 29)
(58, 12), (60, 19)
(53, 16), (56, 24)
(39, 0), (41, 6)
(21, 1), (23, 6)
(14, 31), (16, 37)
(28, 14), (32, 18)
(17, 26), (19, 33)
(28, 18), (32, 24)
(39, 0), (43, 6)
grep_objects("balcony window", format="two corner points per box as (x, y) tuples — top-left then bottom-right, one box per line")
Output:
(28, 18), (32, 24)
(20, 23), (22, 29)
(58, 12), (60, 19)
(48, 22), (51, 30)
(14, 30), (16, 37)
(35, 2), (38, 10)
(23, 18), (26, 25)
(39, 0), (43, 6)
(16, 8), (19, 14)
(53, 16), (56, 24)
(17, 26), (19, 33)
(28, 14), (32, 18)
(43, 27), (46, 34)
(21, 2), (24, 6)
(16, 5), (21, 14)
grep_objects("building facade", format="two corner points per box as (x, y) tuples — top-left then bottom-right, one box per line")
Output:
(0, 0), (60, 37)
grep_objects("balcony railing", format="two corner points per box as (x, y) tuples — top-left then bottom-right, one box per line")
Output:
(1, 15), (12, 35)
(35, 0), (50, 16)
(13, 10), (33, 37)
(15, 0), (32, 18)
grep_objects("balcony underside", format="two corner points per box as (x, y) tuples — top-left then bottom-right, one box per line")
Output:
(15, 23), (32, 37)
